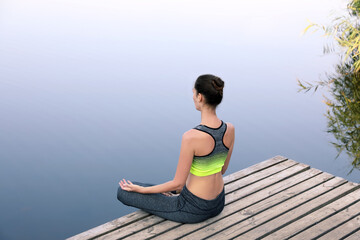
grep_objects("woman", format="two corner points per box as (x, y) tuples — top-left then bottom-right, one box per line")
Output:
(117, 74), (235, 223)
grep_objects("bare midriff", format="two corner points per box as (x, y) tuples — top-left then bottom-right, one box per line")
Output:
(185, 172), (224, 200)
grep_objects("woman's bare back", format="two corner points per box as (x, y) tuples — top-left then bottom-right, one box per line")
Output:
(186, 121), (235, 200)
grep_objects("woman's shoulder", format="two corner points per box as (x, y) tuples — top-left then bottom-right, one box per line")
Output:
(178, 130), (199, 147)
(183, 128), (201, 138)
(224, 122), (235, 139)
(225, 122), (235, 131)
(182, 127), (207, 142)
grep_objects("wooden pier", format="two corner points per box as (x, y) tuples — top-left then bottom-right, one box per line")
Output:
(68, 155), (360, 239)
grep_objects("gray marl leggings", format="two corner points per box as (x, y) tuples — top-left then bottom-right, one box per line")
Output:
(117, 182), (225, 223)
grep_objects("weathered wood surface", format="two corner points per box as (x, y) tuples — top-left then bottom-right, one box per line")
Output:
(67, 156), (360, 240)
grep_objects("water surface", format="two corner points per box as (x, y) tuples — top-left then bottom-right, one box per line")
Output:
(0, 0), (358, 239)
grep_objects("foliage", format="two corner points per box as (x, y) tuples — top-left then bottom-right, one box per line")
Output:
(326, 60), (360, 172)
(303, 0), (360, 71)
(299, 0), (360, 173)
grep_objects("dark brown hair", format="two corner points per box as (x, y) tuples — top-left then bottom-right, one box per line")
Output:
(194, 74), (224, 108)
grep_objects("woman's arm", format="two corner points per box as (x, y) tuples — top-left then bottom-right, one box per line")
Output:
(221, 123), (235, 175)
(119, 131), (194, 194)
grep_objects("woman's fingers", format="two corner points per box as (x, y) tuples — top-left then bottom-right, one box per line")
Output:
(119, 180), (126, 190)
(119, 178), (134, 191)
(121, 179), (128, 186)
(162, 192), (174, 196)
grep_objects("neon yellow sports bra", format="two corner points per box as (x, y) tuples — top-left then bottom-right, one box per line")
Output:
(190, 120), (229, 177)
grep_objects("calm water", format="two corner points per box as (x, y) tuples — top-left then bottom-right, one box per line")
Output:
(1, 0), (358, 239)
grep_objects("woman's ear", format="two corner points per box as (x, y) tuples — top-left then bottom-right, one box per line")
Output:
(198, 93), (203, 103)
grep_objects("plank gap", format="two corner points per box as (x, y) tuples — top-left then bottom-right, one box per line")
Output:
(193, 173), (334, 240)
(226, 162), (301, 195)
(340, 227), (360, 240)
(144, 223), (183, 240)
(260, 196), (360, 240)
(223, 157), (288, 185)
(215, 176), (344, 239)
(312, 212), (360, 240)
(86, 213), (151, 240)
(283, 186), (360, 240)
(227, 168), (317, 207)
(106, 218), (167, 240)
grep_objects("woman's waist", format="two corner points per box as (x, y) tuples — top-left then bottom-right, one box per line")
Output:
(185, 173), (224, 200)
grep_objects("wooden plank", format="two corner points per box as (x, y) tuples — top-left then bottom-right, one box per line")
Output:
(123, 220), (181, 240)
(67, 156), (287, 240)
(240, 186), (360, 239)
(150, 163), (312, 240)
(130, 164), (314, 240)
(95, 215), (165, 240)
(188, 173), (341, 240)
(170, 170), (333, 240)
(236, 183), (355, 239)
(291, 198), (360, 239)
(318, 214), (360, 240)
(233, 181), (358, 240)
(343, 228), (360, 240)
(224, 159), (299, 194)
(262, 189), (360, 239)
(225, 162), (308, 206)
(223, 155), (287, 183)
(205, 176), (348, 240)
(67, 211), (150, 240)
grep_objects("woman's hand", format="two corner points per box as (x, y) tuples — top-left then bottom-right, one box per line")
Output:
(161, 191), (174, 196)
(119, 179), (144, 193)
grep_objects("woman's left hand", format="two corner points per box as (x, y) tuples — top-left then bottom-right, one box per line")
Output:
(119, 179), (143, 193)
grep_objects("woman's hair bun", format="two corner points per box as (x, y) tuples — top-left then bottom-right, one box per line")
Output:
(211, 77), (224, 96)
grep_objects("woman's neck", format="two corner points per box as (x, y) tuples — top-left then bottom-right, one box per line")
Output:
(200, 107), (220, 126)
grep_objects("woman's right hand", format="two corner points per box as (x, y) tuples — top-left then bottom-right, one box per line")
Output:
(161, 192), (174, 196)
(161, 191), (180, 196)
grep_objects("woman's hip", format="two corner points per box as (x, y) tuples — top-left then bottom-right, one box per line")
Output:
(180, 185), (225, 214)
